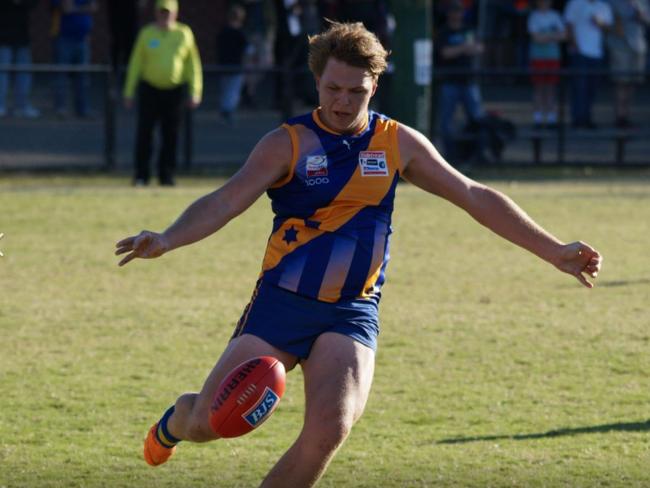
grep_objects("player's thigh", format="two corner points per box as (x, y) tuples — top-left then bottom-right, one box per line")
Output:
(192, 334), (298, 425)
(301, 332), (375, 429)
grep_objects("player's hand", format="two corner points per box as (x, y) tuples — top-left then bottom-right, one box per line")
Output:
(553, 241), (603, 288)
(115, 231), (170, 266)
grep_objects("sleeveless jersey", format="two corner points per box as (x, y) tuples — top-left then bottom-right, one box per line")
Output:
(259, 109), (403, 303)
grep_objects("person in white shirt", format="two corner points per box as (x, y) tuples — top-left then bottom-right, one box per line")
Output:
(564, 0), (613, 128)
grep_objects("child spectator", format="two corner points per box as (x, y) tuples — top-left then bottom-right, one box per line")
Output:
(216, 4), (249, 124)
(528, 0), (566, 128)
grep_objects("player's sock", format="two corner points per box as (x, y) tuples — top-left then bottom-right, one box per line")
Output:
(155, 405), (181, 448)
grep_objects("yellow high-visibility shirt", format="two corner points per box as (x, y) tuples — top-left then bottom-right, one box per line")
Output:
(124, 22), (202, 99)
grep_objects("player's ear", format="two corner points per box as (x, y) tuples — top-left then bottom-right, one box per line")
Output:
(371, 80), (378, 97)
(315, 76), (321, 92)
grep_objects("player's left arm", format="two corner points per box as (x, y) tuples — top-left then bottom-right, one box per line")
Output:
(398, 123), (603, 288)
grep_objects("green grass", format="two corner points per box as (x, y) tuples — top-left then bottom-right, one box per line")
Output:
(1, 175), (649, 487)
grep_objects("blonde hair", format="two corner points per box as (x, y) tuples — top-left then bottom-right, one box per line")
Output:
(308, 21), (389, 79)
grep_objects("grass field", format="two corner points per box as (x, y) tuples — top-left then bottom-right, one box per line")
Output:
(1, 175), (649, 487)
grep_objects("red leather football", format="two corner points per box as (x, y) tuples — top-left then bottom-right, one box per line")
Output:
(209, 356), (286, 438)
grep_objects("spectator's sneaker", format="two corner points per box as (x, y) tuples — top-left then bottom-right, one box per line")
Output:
(133, 179), (148, 187)
(143, 424), (176, 466)
(15, 106), (41, 118)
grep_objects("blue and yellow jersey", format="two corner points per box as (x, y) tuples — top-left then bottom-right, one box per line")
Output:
(259, 109), (403, 303)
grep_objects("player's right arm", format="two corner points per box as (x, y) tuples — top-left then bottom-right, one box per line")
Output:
(115, 127), (292, 266)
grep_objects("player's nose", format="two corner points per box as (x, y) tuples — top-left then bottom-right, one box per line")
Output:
(337, 92), (351, 106)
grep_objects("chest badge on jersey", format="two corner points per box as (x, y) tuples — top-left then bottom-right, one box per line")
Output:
(305, 155), (329, 186)
(306, 155), (328, 177)
(359, 151), (388, 176)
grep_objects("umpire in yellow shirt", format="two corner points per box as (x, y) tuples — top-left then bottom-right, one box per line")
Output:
(123, 0), (202, 186)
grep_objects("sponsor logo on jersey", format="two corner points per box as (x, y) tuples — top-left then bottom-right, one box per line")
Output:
(306, 155), (328, 177)
(306, 177), (329, 186)
(242, 387), (280, 427)
(359, 151), (388, 176)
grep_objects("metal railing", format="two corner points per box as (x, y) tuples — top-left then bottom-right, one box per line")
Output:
(1, 63), (649, 169)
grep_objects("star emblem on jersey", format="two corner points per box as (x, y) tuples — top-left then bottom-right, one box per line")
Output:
(282, 226), (298, 245)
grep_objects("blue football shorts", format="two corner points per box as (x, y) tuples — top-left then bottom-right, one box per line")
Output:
(232, 280), (380, 359)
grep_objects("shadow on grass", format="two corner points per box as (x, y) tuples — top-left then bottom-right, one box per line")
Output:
(555, 278), (650, 290)
(438, 419), (650, 444)
(597, 278), (650, 288)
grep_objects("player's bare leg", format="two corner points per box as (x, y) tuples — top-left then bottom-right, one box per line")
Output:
(169, 334), (297, 442)
(260, 332), (375, 488)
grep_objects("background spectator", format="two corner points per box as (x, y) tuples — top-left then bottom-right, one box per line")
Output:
(51, 0), (97, 118)
(528, 0), (566, 128)
(272, 0), (314, 106)
(123, 0), (203, 186)
(564, 0), (613, 129)
(606, 0), (650, 127)
(0, 0), (40, 118)
(216, 4), (249, 124)
(435, 1), (486, 162)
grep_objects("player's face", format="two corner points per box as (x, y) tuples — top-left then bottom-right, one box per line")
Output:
(316, 57), (377, 134)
